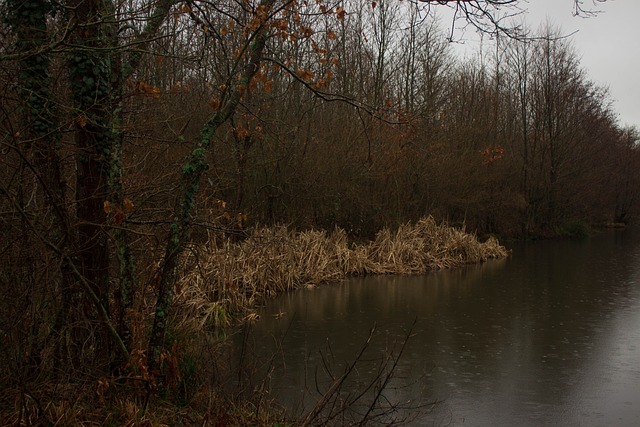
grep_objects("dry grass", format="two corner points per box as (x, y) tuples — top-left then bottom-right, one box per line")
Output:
(174, 216), (508, 330)
(1, 217), (506, 426)
(1, 384), (281, 426)
(363, 216), (507, 273)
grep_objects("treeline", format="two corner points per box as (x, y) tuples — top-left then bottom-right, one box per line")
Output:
(127, 1), (640, 239)
(0, 0), (636, 417)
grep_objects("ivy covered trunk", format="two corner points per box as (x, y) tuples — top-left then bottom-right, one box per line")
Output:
(6, 0), (72, 239)
(147, 0), (275, 372)
(67, 0), (115, 366)
(5, 0), (77, 372)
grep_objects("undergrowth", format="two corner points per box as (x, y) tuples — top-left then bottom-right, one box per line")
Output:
(1, 216), (507, 426)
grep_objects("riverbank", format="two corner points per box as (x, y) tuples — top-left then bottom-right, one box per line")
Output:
(174, 216), (508, 330)
(2, 217), (506, 426)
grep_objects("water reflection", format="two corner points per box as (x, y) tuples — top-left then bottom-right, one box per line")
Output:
(243, 230), (640, 426)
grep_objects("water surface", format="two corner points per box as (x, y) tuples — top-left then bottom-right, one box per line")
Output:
(243, 230), (640, 425)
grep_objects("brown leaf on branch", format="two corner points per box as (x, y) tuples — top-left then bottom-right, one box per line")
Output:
(297, 68), (315, 81)
(123, 197), (134, 213)
(233, 126), (251, 140)
(77, 114), (88, 128)
(113, 208), (125, 225)
(299, 25), (314, 38)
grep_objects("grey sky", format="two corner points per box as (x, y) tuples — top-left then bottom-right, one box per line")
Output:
(447, 0), (639, 129)
(526, 0), (639, 129)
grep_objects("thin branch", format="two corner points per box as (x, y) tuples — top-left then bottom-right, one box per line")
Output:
(301, 324), (377, 427)
(0, 184), (130, 363)
(264, 57), (405, 125)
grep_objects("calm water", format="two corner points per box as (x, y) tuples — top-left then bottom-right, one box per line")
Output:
(241, 230), (640, 426)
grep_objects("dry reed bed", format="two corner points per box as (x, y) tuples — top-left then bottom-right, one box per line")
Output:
(175, 216), (508, 328)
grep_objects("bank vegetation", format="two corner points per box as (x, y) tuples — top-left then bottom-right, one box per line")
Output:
(176, 216), (507, 331)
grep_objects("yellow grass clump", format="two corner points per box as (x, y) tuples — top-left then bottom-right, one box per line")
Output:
(174, 216), (508, 330)
(363, 216), (507, 273)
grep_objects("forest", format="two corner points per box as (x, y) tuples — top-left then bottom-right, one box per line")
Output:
(1, 0), (638, 424)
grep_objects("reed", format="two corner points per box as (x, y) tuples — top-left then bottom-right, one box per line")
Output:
(2, 217), (506, 425)
(174, 216), (508, 330)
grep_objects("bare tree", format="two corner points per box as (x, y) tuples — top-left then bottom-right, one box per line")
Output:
(0, 0), (614, 393)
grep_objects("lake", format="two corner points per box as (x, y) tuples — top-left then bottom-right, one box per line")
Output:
(239, 229), (640, 426)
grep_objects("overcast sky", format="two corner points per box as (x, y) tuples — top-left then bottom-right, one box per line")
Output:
(447, 0), (639, 129)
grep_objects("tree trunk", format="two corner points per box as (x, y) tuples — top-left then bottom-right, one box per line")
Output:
(68, 0), (115, 366)
(147, 0), (274, 375)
